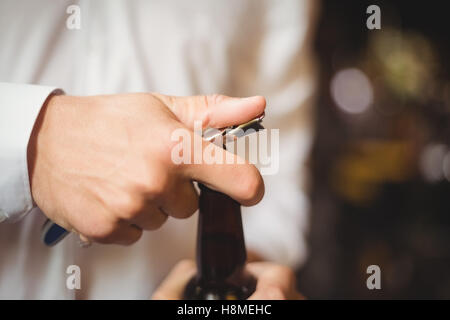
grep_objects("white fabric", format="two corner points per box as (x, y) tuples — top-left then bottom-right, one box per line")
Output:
(0, 83), (61, 222)
(0, 0), (317, 299)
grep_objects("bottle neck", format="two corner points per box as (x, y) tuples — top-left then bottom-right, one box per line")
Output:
(196, 183), (247, 282)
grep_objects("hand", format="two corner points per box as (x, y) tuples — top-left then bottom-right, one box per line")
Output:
(152, 260), (304, 300)
(28, 93), (265, 245)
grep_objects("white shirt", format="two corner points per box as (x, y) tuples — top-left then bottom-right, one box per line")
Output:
(0, 0), (317, 299)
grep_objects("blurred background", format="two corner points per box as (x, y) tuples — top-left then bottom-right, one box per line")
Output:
(1, 0), (448, 300)
(297, 0), (450, 299)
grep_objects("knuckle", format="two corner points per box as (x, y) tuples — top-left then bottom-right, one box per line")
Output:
(144, 171), (170, 199)
(145, 92), (165, 107)
(116, 194), (144, 220)
(202, 94), (226, 127)
(147, 181), (166, 199)
(208, 93), (225, 105)
(85, 219), (117, 242)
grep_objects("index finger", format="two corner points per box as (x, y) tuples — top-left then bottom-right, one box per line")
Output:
(183, 137), (265, 206)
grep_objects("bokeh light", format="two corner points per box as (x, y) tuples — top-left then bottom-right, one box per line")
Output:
(330, 68), (373, 114)
(419, 143), (447, 183)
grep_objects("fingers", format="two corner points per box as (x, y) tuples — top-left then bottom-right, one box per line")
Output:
(89, 221), (143, 246)
(75, 179), (198, 245)
(72, 203), (144, 246)
(152, 260), (196, 300)
(247, 262), (304, 300)
(133, 180), (198, 222)
(169, 122), (264, 206)
(108, 223), (143, 246)
(158, 94), (266, 130)
(108, 180), (197, 233)
(184, 139), (265, 206)
(159, 93), (266, 206)
(152, 260), (304, 300)
(70, 92), (266, 246)
(130, 205), (168, 230)
(160, 181), (199, 219)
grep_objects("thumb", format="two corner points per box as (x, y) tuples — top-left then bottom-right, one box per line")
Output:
(156, 94), (266, 129)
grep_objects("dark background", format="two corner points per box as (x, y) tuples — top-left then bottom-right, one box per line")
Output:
(297, 0), (450, 299)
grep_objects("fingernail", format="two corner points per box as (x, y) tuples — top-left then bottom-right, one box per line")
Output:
(78, 235), (92, 248)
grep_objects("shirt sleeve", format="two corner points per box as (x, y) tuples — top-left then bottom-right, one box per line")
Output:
(0, 83), (63, 223)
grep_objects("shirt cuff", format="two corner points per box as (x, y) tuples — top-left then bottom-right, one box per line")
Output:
(0, 83), (63, 223)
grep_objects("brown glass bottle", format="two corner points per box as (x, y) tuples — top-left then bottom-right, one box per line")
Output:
(183, 183), (257, 300)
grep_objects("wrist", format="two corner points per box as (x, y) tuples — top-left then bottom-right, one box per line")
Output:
(27, 93), (61, 204)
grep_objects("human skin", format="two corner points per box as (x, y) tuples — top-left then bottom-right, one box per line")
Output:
(152, 259), (305, 300)
(27, 93), (266, 245)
